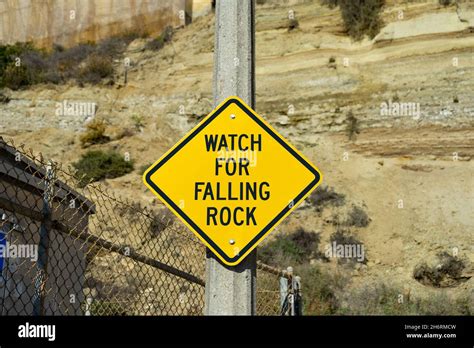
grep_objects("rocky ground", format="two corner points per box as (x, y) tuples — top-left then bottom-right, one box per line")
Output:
(1, 0), (473, 312)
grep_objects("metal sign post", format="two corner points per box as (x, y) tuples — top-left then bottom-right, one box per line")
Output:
(205, 0), (257, 315)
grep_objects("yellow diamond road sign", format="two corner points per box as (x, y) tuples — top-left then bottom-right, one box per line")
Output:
(143, 96), (323, 266)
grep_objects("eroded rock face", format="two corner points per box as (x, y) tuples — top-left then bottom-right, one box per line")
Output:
(0, 0), (185, 48)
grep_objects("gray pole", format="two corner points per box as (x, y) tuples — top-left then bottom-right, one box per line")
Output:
(205, 0), (256, 315)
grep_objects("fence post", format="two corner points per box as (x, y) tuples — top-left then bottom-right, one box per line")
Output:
(286, 266), (295, 316)
(33, 161), (55, 315)
(279, 273), (288, 315)
(294, 275), (303, 316)
(205, 0), (256, 315)
(85, 297), (93, 316)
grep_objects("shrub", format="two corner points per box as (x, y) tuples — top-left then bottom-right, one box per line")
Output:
(1, 43), (34, 72)
(295, 263), (346, 315)
(339, 0), (385, 40)
(79, 119), (110, 147)
(286, 264), (472, 315)
(73, 150), (134, 187)
(329, 229), (366, 264)
(0, 43), (59, 88)
(0, 92), (10, 103)
(131, 115), (145, 131)
(115, 127), (135, 140)
(336, 282), (473, 315)
(150, 209), (176, 237)
(288, 18), (299, 31)
(52, 43), (96, 80)
(0, 43), (41, 89)
(439, 0), (452, 6)
(337, 282), (415, 315)
(146, 26), (173, 51)
(346, 110), (359, 140)
(414, 252), (467, 288)
(115, 27), (150, 44)
(308, 185), (345, 212)
(1, 64), (30, 90)
(320, 0), (339, 8)
(78, 54), (114, 84)
(0, 38), (124, 88)
(96, 37), (129, 58)
(345, 205), (370, 227)
(259, 228), (326, 266)
(87, 300), (128, 316)
(139, 162), (153, 175)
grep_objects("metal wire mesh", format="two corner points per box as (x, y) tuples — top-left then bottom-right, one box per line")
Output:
(0, 137), (293, 316)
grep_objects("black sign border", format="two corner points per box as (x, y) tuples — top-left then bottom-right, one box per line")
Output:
(145, 98), (321, 264)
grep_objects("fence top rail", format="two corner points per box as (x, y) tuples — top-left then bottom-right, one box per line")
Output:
(256, 261), (291, 279)
(0, 137), (96, 212)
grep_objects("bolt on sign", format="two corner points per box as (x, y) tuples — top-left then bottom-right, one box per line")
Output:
(143, 97), (322, 266)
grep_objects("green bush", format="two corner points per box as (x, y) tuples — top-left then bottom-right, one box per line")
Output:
(259, 228), (325, 266)
(295, 263), (346, 315)
(0, 36), (134, 88)
(73, 150), (134, 187)
(1, 64), (30, 90)
(0, 42), (44, 89)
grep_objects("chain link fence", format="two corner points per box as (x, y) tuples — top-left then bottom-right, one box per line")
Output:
(0, 137), (301, 316)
